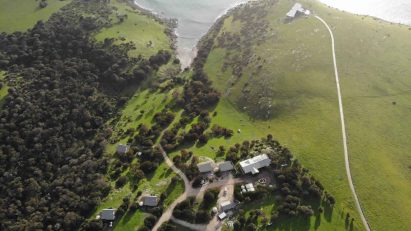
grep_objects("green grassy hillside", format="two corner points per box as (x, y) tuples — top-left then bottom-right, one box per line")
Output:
(200, 0), (411, 230)
(0, 0), (69, 32)
(95, 0), (173, 58)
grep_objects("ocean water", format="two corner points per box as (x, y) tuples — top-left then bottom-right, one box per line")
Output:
(319, 0), (411, 26)
(134, 0), (411, 68)
(134, 0), (249, 68)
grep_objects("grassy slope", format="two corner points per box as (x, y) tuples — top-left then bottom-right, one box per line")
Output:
(95, 0), (172, 58)
(0, 0), (69, 33)
(97, 86), (182, 230)
(202, 0), (411, 230)
(319, 2), (411, 230)
(91, 1), (179, 230)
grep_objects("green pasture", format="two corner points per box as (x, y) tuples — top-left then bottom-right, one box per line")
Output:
(200, 0), (411, 230)
(95, 0), (172, 58)
(0, 0), (69, 33)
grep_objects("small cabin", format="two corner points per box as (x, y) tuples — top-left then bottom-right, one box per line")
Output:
(116, 144), (129, 154)
(141, 195), (159, 207)
(100, 208), (116, 221)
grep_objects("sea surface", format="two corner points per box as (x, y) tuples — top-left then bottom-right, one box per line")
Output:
(134, 0), (411, 68)
(319, 0), (411, 25)
(134, 0), (249, 68)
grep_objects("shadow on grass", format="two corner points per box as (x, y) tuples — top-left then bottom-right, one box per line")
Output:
(322, 200), (334, 222)
(119, 208), (137, 225)
(270, 216), (311, 231)
(314, 214), (321, 230)
(165, 179), (178, 195)
(160, 168), (173, 178)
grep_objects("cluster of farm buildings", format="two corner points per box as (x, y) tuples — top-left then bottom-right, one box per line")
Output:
(99, 138), (275, 225)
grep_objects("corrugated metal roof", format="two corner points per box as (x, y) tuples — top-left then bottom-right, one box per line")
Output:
(218, 161), (234, 172)
(142, 196), (159, 207)
(197, 161), (214, 173)
(101, 209), (116, 220)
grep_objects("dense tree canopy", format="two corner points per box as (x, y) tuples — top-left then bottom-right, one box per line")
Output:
(0, 1), (167, 230)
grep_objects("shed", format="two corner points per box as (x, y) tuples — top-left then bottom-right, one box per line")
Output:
(100, 208), (116, 221)
(116, 144), (129, 154)
(142, 195), (159, 207)
(218, 212), (227, 220)
(197, 161), (215, 173)
(218, 161), (234, 172)
(219, 200), (236, 212)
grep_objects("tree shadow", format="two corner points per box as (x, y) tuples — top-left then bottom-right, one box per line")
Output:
(165, 179), (178, 195)
(322, 201), (333, 222)
(314, 214), (321, 230)
(160, 168), (173, 178)
(118, 208), (137, 225)
(345, 213), (351, 230)
(271, 216), (312, 231)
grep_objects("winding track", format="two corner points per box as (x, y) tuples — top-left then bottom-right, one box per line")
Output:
(152, 145), (243, 231)
(314, 15), (371, 231)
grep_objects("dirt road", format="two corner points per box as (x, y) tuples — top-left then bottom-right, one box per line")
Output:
(314, 15), (371, 231)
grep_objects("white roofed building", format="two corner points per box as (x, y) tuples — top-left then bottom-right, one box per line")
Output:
(239, 154), (271, 175)
(286, 3), (308, 18)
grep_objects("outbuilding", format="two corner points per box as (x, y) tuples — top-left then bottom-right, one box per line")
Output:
(116, 144), (129, 154)
(286, 3), (306, 18)
(218, 212), (227, 220)
(218, 161), (234, 172)
(239, 154), (271, 175)
(100, 208), (116, 221)
(219, 200), (236, 212)
(141, 195), (159, 207)
(197, 161), (215, 173)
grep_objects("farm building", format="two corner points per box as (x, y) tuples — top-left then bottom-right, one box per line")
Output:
(218, 212), (227, 220)
(116, 144), (129, 154)
(197, 161), (215, 173)
(239, 154), (271, 174)
(286, 3), (309, 18)
(218, 161), (234, 172)
(141, 195), (159, 207)
(219, 200), (236, 212)
(100, 208), (116, 221)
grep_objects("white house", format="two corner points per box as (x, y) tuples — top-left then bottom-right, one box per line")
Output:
(197, 161), (215, 173)
(286, 3), (306, 18)
(217, 161), (234, 172)
(239, 154), (271, 174)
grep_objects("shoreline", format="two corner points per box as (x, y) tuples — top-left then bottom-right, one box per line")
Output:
(131, 0), (252, 69)
(125, 0), (178, 54)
